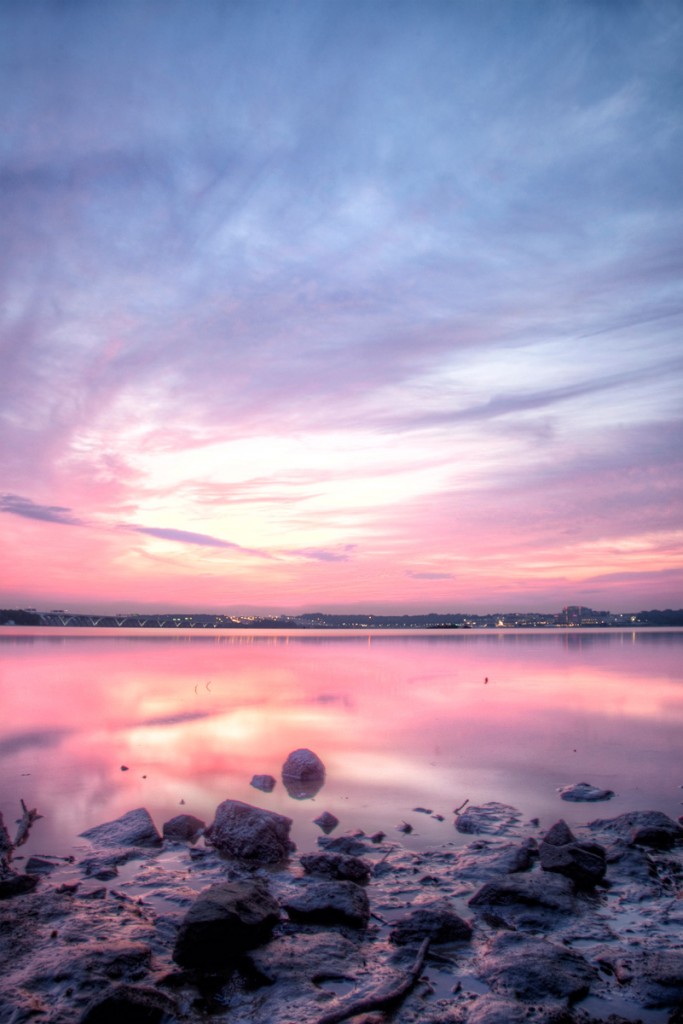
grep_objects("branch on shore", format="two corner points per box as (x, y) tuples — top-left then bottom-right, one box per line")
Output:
(0, 800), (42, 868)
(313, 937), (430, 1024)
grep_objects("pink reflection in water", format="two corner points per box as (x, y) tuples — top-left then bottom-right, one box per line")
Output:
(0, 628), (681, 856)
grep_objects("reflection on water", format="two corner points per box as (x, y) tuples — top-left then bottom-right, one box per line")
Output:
(0, 628), (681, 857)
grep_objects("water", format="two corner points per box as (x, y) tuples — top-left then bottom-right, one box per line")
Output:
(1, 627), (681, 859)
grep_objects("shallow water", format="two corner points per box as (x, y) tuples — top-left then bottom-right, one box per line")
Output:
(1, 627), (681, 858)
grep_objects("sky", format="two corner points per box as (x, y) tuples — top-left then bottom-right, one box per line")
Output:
(0, 0), (681, 616)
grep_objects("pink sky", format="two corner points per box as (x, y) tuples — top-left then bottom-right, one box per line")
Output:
(1, 1), (682, 615)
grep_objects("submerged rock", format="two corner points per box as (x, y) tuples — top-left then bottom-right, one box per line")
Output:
(251, 773), (276, 793)
(455, 802), (522, 836)
(205, 799), (293, 862)
(558, 781), (614, 802)
(80, 808), (162, 848)
(283, 879), (370, 929)
(172, 880), (279, 969)
(468, 870), (576, 930)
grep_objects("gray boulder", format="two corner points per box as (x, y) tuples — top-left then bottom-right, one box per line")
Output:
(205, 799), (293, 862)
(282, 748), (325, 800)
(539, 819), (606, 888)
(477, 932), (595, 1002)
(300, 852), (371, 884)
(79, 808), (162, 848)
(162, 813), (205, 842)
(172, 880), (279, 969)
(283, 880), (370, 928)
(389, 901), (472, 945)
(558, 781), (614, 802)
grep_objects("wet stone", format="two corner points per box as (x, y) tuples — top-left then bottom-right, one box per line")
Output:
(205, 799), (294, 863)
(283, 879), (370, 929)
(79, 983), (178, 1023)
(389, 900), (472, 945)
(80, 808), (162, 848)
(558, 782), (615, 802)
(300, 851), (371, 884)
(313, 810), (339, 834)
(455, 802), (522, 836)
(162, 813), (205, 842)
(172, 879), (280, 969)
(539, 819), (607, 888)
(477, 932), (596, 1002)
(250, 774), (276, 793)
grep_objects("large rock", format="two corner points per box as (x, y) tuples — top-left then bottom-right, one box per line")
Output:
(283, 880), (370, 929)
(282, 748), (325, 800)
(205, 799), (293, 862)
(389, 901), (472, 945)
(538, 819), (606, 888)
(477, 933), (596, 1002)
(172, 880), (279, 969)
(80, 808), (162, 848)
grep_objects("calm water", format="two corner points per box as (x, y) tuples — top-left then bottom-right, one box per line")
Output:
(1, 628), (681, 858)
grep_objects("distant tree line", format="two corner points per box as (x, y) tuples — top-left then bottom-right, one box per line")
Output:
(0, 609), (42, 625)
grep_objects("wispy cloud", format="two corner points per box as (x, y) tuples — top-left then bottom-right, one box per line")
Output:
(122, 525), (272, 557)
(0, 494), (84, 526)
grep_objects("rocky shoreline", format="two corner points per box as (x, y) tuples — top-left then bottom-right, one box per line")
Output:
(1, 770), (682, 1024)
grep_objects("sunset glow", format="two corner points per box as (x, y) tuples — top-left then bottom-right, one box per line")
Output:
(1, 1), (681, 614)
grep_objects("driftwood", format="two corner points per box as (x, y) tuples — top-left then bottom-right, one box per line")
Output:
(0, 800), (42, 866)
(314, 937), (430, 1024)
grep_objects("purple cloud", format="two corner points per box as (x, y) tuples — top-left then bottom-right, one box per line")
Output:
(406, 570), (455, 580)
(123, 524), (271, 557)
(0, 494), (84, 526)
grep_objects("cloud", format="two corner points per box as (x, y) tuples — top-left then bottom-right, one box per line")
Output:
(291, 546), (355, 563)
(0, 494), (84, 526)
(406, 571), (455, 580)
(123, 524), (271, 557)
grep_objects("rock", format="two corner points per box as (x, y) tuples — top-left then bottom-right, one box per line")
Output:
(389, 900), (472, 945)
(283, 880), (370, 929)
(80, 808), (162, 848)
(25, 856), (58, 875)
(172, 880), (280, 969)
(558, 782), (615, 802)
(250, 774), (276, 792)
(633, 949), (683, 1008)
(319, 833), (369, 855)
(246, 930), (362, 986)
(477, 932), (596, 1002)
(468, 871), (576, 930)
(588, 810), (683, 850)
(162, 813), (205, 842)
(300, 851), (371, 883)
(455, 802), (522, 835)
(80, 983), (177, 1023)
(205, 799), (293, 862)
(0, 870), (38, 899)
(313, 810), (339, 834)
(464, 994), (536, 1024)
(455, 838), (537, 881)
(539, 819), (607, 888)
(282, 748), (326, 800)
